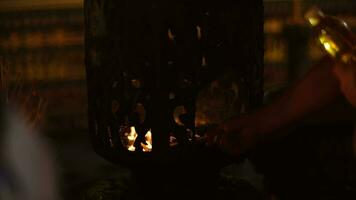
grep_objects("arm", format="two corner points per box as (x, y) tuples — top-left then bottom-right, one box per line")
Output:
(259, 56), (341, 134)
(207, 56), (342, 155)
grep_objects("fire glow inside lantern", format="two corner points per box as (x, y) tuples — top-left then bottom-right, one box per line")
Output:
(84, 0), (263, 168)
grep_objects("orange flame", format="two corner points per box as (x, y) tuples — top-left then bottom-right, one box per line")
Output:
(141, 129), (152, 152)
(126, 126), (138, 151)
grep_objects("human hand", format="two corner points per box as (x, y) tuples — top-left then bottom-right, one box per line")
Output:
(332, 54), (356, 107)
(205, 112), (265, 155)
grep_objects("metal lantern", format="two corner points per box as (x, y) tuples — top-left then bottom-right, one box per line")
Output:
(84, 0), (263, 170)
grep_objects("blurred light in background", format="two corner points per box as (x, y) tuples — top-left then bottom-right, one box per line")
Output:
(0, 0), (355, 134)
(0, 0), (86, 134)
(0, 0), (83, 11)
(264, 0), (356, 93)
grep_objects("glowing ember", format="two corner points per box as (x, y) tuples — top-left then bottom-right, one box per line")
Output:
(125, 126), (138, 151)
(141, 129), (152, 152)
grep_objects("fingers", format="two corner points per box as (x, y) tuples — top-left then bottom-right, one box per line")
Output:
(205, 122), (247, 155)
(205, 128), (242, 155)
(205, 126), (227, 146)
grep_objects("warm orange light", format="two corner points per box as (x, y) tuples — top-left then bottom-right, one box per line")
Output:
(125, 126), (138, 151)
(141, 129), (152, 152)
(319, 30), (340, 57)
(305, 7), (323, 27)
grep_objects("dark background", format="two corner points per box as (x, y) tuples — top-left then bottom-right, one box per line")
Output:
(1, 0), (356, 199)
